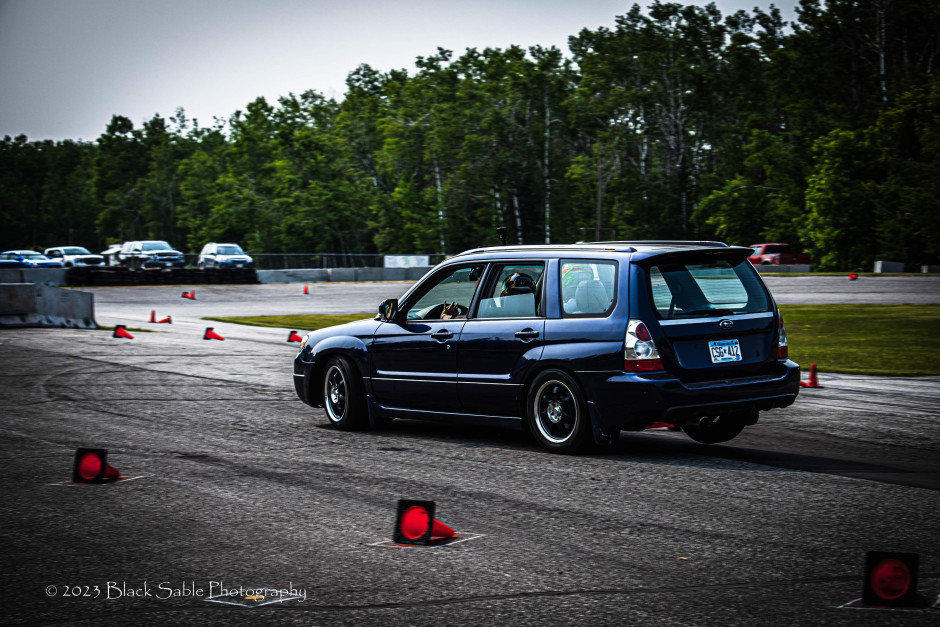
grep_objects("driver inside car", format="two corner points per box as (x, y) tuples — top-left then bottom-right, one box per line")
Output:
(440, 300), (464, 319)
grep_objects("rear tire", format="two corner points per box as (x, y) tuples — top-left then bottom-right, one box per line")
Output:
(322, 356), (367, 430)
(527, 370), (589, 454)
(681, 416), (744, 444)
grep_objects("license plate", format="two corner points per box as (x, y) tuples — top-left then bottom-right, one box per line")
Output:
(709, 339), (742, 363)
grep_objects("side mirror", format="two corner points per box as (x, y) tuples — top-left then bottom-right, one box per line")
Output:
(378, 298), (398, 322)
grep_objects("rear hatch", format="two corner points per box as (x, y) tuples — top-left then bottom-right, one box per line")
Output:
(637, 248), (778, 383)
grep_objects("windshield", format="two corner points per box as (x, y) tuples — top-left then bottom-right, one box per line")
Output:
(217, 245), (245, 255)
(62, 247), (91, 255)
(20, 252), (45, 259)
(649, 258), (770, 319)
(142, 241), (172, 251)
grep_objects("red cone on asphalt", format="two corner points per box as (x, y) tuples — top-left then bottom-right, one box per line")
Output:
(303, 284), (309, 295)
(800, 363), (820, 388)
(849, 273), (858, 281)
(112, 325), (134, 339)
(287, 330), (303, 343)
(182, 290), (196, 300)
(149, 309), (156, 323)
(72, 448), (121, 483)
(157, 315), (172, 324)
(863, 552), (922, 607)
(203, 327), (225, 341)
(393, 500), (455, 545)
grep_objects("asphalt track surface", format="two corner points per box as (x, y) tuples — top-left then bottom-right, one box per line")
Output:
(1, 276), (939, 625)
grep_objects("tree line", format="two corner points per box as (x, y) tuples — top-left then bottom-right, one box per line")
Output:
(1, 1), (938, 270)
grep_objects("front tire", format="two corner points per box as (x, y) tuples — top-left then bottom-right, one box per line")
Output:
(322, 357), (367, 430)
(527, 370), (589, 453)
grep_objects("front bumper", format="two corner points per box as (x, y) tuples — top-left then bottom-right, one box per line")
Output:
(579, 360), (801, 432)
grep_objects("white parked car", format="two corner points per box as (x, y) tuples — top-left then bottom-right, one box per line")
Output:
(44, 246), (105, 268)
(197, 242), (253, 269)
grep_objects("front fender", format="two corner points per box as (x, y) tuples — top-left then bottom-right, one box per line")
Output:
(297, 327), (377, 406)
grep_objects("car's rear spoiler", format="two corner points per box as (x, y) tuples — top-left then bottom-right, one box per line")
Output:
(630, 246), (754, 266)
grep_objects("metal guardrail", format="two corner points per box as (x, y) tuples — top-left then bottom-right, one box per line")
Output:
(247, 253), (447, 270)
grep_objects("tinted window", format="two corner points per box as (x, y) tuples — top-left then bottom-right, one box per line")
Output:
(406, 265), (485, 320)
(650, 259), (770, 319)
(62, 247), (91, 255)
(561, 260), (617, 317)
(142, 241), (172, 251)
(217, 245), (244, 255)
(476, 263), (544, 319)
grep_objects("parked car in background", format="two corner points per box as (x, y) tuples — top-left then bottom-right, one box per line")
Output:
(44, 246), (105, 268)
(294, 241), (800, 453)
(117, 240), (186, 269)
(197, 242), (253, 269)
(0, 250), (64, 268)
(748, 243), (811, 266)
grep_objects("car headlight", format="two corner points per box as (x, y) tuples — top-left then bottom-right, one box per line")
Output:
(300, 334), (309, 350)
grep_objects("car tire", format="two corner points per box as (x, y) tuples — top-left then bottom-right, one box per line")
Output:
(322, 356), (367, 431)
(527, 370), (589, 454)
(681, 416), (745, 444)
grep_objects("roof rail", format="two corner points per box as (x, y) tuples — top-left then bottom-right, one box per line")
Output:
(455, 243), (639, 256)
(584, 240), (729, 248)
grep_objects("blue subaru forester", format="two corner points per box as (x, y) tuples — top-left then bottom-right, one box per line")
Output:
(293, 241), (800, 453)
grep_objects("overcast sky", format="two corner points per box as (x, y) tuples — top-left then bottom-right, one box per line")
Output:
(0, 0), (797, 142)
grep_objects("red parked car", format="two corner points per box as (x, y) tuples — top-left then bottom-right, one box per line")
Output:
(748, 243), (811, 266)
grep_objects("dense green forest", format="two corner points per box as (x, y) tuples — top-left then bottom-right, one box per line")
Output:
(2, 1), (938, 270)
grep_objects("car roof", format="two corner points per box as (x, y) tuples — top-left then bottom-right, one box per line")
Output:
(2, 249), (41, 254)
(449, 241), (739, 262)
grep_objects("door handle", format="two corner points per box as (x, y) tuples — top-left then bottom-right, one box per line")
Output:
(431, 329), (454, 341)
(515, 329), (539, 341)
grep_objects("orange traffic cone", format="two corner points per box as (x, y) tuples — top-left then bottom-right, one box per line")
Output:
(112, 325), (134, 339)
(394, 500), (456, 545)
(203, 327), (225, 341)
(182, 290), (196, 300)
(849, 273), (858, 281)
(157, 315), (172, 324)
(287, 330), (303, 343)
(149, 309), (156, 323)
(72, 448), (122, 483)
(303, 284), (309, 295)
(800, 363), (820, 388)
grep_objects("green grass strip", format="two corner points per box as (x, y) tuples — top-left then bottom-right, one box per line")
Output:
(781, 304), (940, 376)
(209, 305), (940, 377)
(203, 314), (373, 331)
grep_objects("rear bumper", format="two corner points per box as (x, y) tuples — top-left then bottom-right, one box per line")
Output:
(579, 360), (801, 433)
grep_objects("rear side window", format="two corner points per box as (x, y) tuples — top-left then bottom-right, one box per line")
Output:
(561, 260), (617, 317)
(476, 263), (544, 319)
(649, 259), (769, 319)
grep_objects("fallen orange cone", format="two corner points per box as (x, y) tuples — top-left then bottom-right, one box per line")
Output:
(203, 327), (225, 341)
(849, 273), (858, 281)
(157, 315), (172, 324)
(287, 330), (303, 343)
(113, 325), (134, 339)
(182, 290), (196, 300)
(72, 448), (121, 483)
(394, 500), (455, 545)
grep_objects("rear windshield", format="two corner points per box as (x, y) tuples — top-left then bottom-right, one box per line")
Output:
(142, 241), (172, 251)
(649, 258), (770, 319)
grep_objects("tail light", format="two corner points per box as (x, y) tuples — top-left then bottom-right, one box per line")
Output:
(776, 309), (788, 359)
(624, 319), (663, 372)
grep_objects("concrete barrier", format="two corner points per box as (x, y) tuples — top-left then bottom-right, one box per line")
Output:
(256, 267), (432, 284)
(0, 268), (69, 286)
(874, 260), (905, 273)
(755, 264), (812, 273)
(0, 283), (96, 328)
